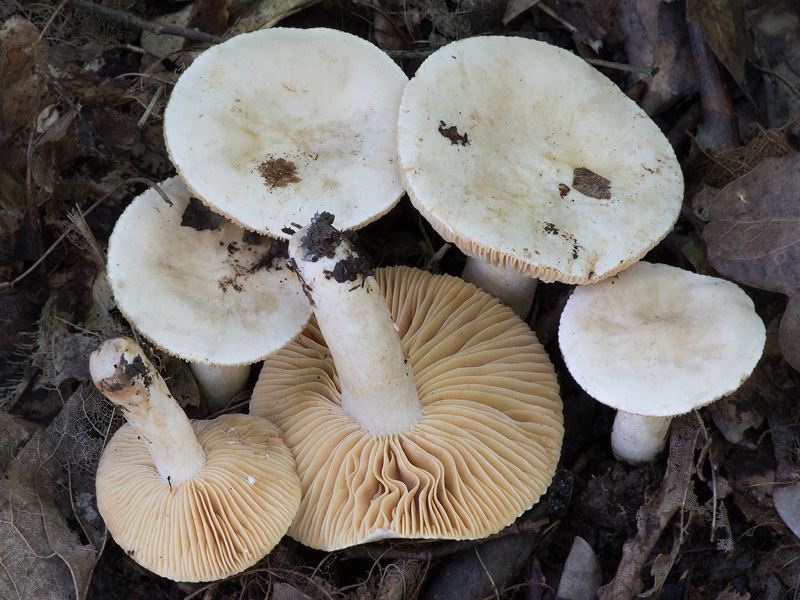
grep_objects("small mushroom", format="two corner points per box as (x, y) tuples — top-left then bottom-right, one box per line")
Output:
(558, 261), (765, 463)
(106, 176), (312, 410)
(397, 36), (683, 317)
(250, 214), (563, 550)
(91, 337), (301, 582)
(164, 27), (408, 237)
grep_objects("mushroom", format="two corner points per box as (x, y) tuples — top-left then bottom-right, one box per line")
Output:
(397, 36), (684, 317)
(164, 27), (408, 238)
(106, 176), (312, 410)
(91, 337), (301, 582)
(250, 214), (563, 550)
(558, 261), (765, 463)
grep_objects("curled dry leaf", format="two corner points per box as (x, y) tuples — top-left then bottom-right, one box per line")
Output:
(703, 154), (800, 370)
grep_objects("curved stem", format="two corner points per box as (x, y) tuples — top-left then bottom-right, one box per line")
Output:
(462, 257), (537, 318)
(90, 337), (206, 483)
(611, 411), (672, 464)
(289, 215), (422, 435)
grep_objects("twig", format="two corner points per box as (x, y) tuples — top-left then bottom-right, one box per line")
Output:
(66, 0), (224, 44)
(584, 57), (659, 78)
(687, 20), (740, 150)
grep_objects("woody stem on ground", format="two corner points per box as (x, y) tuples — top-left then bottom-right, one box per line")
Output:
(288, 214), (422, 436)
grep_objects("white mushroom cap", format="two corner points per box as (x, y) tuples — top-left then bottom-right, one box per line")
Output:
(107, 176), (311, 367)
(558, 261), (766, 417)
(397, 36), (684, 284)
(251, 266), (563, 550)
(164, 27), (408, 237)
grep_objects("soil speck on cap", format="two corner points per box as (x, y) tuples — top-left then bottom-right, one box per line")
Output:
(258, 157), (301, 188)
(438, 120), (470, 146)
(301, 212), (373, 283)
(181, 197), (226, 231)
(572, 167), (611, 199)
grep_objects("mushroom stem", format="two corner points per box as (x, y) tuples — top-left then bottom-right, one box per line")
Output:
(90, 337), (207, 483)
(289, 214), (422, 436)
(462, 257), (537, 318)
(189, 362), (252, 413)
(610, 411), (672, 464)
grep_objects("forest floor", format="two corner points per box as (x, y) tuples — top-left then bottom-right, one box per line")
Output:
(0, 0), (799, 598)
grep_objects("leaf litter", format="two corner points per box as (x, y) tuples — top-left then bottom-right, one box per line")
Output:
(1, 0), (800, 598)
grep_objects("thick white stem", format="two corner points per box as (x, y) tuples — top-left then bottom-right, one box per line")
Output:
(289, 217), (422, 435)
(611, 411), (672, 464)
(462, 257), (537, 318)
(90, 337), (206, 483)
(189, 362), (251, 413)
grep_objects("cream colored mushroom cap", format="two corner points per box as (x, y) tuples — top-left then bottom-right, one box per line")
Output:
(397, 36), (684, 284)
(558, 261), (766, 417)
(96, 413), (301, 582)
(250, 266), (564, 551)
(164, 27), (408, 237)
(107, 176), (311, 366)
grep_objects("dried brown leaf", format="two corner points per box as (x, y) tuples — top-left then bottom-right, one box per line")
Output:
(0, 17), (52, 136)
(686, 0), (756, 90)
(703, 154), (800, 368)
(0, 385), (112, 600)
(616, 0), (697, 115)
(704, 154), (800, 296)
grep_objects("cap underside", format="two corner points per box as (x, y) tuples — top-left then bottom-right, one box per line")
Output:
(96, 414), (301, 582)
(251, 266), (564, 550)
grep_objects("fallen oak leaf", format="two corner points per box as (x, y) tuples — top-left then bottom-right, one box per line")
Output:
(703, 154), (800, 370)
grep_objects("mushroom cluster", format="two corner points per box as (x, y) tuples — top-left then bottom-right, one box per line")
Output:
(250, 214), (564, 551)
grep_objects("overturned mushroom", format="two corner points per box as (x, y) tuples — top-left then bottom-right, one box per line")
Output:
(91, 337), (301, 582)
(397, 36), (683, 316)
(250, 214), (563, 550)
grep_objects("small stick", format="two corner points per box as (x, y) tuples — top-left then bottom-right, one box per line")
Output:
(687, 21), (740, 150)
(584, 57), (659, 78)
(67, 0), (224, 44)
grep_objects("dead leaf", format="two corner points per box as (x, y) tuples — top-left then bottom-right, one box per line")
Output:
(502, 0), (541, 26)
(615, 0), (697, 115)
(189, 0), (232, 36)
(703, 154), (800, 368)
(703, 154), (800, 293)
(140, 5), (193, 58)
(227, 0), (322, 36)
(0, 385), (111, 600)
(686, 0), (757, 91)
(0, 17), (53, 136)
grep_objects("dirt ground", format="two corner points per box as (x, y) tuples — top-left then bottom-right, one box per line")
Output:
(1, 0), (799, 598)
